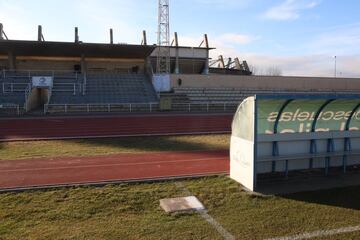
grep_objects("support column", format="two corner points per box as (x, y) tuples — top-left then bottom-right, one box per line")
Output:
(202, 34), (209, 75)
(343, 102), (360, 172)
(8, 52), (15, 70)
(38, 25), (43, 41)
(272, 99), (294, 174)
(174, 32), (179, 74)
(0, 23), (3, 40)
(142, 30), (147, 45)
(110, 29), (113, 44)
(81, 54), (87, 95)
(309, 99), (335, 173)
(81, 54), (87, 73)
(75, 27), (79, 43)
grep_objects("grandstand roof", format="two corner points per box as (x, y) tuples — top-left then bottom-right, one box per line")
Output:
(0, 40), (156, 59)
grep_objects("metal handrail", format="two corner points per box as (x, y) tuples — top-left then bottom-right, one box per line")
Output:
(24, 83), (32, 111)
(44, 102), (238, 114)
(0, 104), (20, 115)
(82, 72), (87, 95)
(3, 69), (81, 74)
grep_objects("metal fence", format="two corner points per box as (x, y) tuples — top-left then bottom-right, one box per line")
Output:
(44, 102), (238, 114)
(2, 69), (82, 79)
(0, 104), (21, 115)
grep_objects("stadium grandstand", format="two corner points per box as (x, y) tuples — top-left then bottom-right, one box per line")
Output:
(1, 23), (360, 116)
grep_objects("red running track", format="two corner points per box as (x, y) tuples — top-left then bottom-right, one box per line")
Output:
(0, 113), (233, 141)
(0, 150), (229, 191)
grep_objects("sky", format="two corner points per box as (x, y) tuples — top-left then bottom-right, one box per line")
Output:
(1, 0), (360, 77)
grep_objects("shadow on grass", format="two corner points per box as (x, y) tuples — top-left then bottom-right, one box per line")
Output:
(68, 135), (228, 153)
(283, 185), (360, 210)
(255, 168), (360, 210)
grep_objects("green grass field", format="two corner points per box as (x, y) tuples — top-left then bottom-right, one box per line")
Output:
(1, 134), (359, 239)
(1, 176), (359, 240)
(0, 134), (230, 160)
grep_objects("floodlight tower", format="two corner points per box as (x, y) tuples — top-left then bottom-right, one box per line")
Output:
(156, 0), (171, 74)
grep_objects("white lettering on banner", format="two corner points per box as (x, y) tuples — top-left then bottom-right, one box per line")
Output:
(267, 109), (360, 123)
(32, 76), (53, 88)
(264, 109), (360, 134)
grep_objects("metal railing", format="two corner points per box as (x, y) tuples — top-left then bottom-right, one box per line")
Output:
(171, 102), (238, 112)
(0, 104), (20, 115)
(2, 82), (29, 93)
(82, 72), (87, 95)
(44, 102), (238, 114)
(52, 83), (77, 95)
(2, 69), (81, 79)
(44, 103), (160, 114)
(0, 70), (82, 87)
(24, 83), (32, 112)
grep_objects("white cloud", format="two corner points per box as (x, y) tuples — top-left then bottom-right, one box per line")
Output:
(218, 33), (259, 45)
(176, 33), (258, 48)
(263, 0), (320, 21)
(206, 35), (360, 78)
(308, 23), (360, 55)
(0, 0), (153, 43)
(226, 53), (360, 78)
(0, 1), (36, 40)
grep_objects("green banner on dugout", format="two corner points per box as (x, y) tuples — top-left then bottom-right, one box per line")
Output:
(257, 99), (360, 134)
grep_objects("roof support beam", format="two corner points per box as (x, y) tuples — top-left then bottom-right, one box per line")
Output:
(174, 32), (179, 74)
(110, 29), (113, 44)
(202, 34), (209, 74)
(311, 99), (335, 132)
(218, 55), (225, 68)
(38, 25), (45, 42)
(0, 23), (3, 40)
(75, 27), (79, 43)
(345, 103), (360, 131)
(7, 51), (16, 70)
(141, 30), (147, 45)
(0, 23), (8, 40)
(199, 34), (209, 48)
(234, 58), (242, 70)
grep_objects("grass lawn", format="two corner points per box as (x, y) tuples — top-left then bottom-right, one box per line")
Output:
(0, 134), (230, 161)
(1, 176), (359, 240)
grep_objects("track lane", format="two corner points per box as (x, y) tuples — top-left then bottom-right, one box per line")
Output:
(0, 150), (229, 190)
(0, 113), (233, 141)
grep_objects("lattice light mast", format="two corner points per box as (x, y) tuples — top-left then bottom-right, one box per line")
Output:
(156, 0), (170, 74)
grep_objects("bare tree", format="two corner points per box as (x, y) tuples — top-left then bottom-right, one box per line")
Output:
(265, 66), (282, 76)
(248, 64), (259, 75)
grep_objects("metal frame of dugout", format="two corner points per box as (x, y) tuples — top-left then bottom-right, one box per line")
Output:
(230, 94), (360, 192)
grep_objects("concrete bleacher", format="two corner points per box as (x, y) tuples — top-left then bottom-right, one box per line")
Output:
(173, 88), (247, 103)
(48, 72), (82, 104)
(49, 73), (158, 104)
(0, 71), (28, 105)
(0, 72), (28, 115)
(173, 87), (359, 104)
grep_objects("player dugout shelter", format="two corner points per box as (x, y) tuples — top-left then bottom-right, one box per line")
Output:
(230, 94), (360, 192)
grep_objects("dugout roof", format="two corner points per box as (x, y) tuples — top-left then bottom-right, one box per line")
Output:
(231, 94), (360, 191)
(232, 94), (360, 139)
(0, 40), (156, 59)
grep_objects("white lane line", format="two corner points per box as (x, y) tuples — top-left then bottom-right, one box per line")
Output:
(174, 182), (235, 240)
(264, 225), (360, 240)
(0, 172), (228, 192)
(0, 131), (230, 142)
(0, 157), (227, 173)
